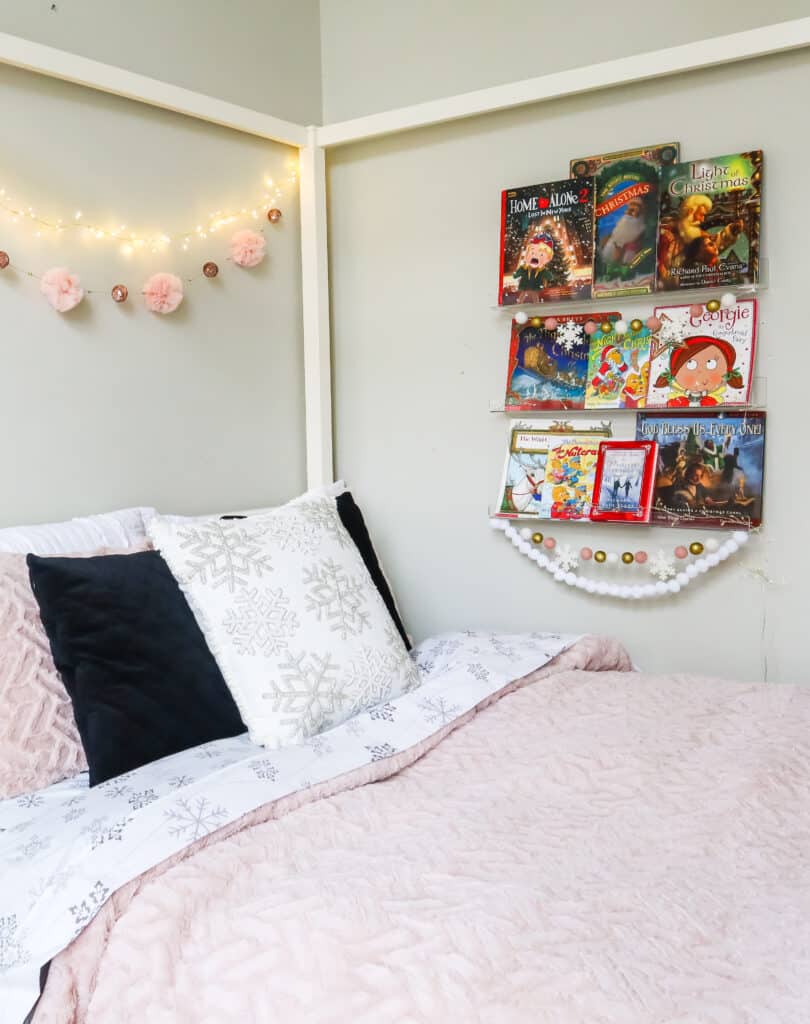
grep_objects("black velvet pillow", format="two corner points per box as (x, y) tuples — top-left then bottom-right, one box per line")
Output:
(27, 550), (246, 786)
(225, 490), (411, 650)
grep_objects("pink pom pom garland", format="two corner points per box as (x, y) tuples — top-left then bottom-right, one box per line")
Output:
(143, 272), (184, 314)
(40, 267), (84, 312)
(229, 228), (266, 268)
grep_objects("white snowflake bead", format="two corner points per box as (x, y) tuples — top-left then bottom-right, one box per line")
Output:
(704, 537), (719, 552)
(514, 311), (529, 325)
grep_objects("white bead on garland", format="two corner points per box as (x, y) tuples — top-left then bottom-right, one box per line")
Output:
(489, 518), (750, 599)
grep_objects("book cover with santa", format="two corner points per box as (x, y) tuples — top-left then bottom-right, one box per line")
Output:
(656, 150), (762, 291)
(584, 323), (652, 409)
(498, 178), (595, 305)
(570, 143), (679, 299)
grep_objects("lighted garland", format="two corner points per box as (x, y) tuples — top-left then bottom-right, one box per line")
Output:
(490, 517), (751, 598)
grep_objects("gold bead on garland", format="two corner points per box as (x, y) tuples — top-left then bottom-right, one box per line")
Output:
(706, 299), (721, 313)
(689, 541), (704, 555)
(621, 551), (634, 564)
(630, 318), (643, 333)
(531, 532), (544, 545)
(600, 321), (612, 334)
(594, 550), (607, 563)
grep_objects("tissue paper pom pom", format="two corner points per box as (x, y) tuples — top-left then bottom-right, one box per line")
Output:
(40, 267), (84, 312)
(230, 228), (266, 268)
(143, 272), (183, 314)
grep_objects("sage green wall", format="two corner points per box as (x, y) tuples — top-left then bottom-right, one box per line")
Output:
(319, 0), (809, 121)
(327, 49), (810, 683)
(0, 0), (323, 124)
(0, 62), (305, 524)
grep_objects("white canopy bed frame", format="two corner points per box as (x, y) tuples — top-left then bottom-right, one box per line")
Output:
(0, 18), (808, 494)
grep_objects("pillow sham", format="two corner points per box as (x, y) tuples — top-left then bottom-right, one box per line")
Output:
(27, 550), (246, 786)
(0, 506), (156, 555)
(148, 495), (419, 749)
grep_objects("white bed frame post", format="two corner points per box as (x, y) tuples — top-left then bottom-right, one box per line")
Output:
(299, 128), (334, 489)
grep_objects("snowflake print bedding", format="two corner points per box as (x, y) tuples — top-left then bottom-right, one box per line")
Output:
(148, 496), (419, 748)
(0, 630), (616, 1023)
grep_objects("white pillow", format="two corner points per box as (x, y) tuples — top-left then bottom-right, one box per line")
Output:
(154, 482), (348, 524)
(148, 493), (419, 748)
(0, 507), (156, 555)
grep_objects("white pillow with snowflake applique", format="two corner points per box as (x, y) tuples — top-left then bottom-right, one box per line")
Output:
(148, 496), (419, 748)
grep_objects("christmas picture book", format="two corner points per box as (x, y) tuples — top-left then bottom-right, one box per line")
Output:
(647, 298), (757, 408)
(498, 178), (595, 305)
(570, 142), (679, 299)
(504, 312), (619, 412)
(584, 322), (652, 410)
(495, 419), (612, 519)
(656, 150), (762, 291)
(636, 410), (765, 528)
(542, 438), (601, 521)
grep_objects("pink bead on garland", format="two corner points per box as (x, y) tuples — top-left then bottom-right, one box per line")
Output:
(689, 303), (704, 318)
(580, 547), (593, 561)
(634, 550), (648, 564)
(544, 317), (558, 331)
(674, 545), (689, 559)
(645, 315), (661, 332)
(543, 537), (556, 550)
(584, 320), (598, 335)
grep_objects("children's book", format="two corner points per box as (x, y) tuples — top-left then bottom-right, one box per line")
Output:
(590, 441), (658, 523)
(636, 410), (765, 528)
(647, 298), (757, 408)
(542, 439), (601, 520)
(656, 151), (762, 291)
(570, 143), (679, 298)
(584, 322), (651, 409)
(504, 312), (619, 411)
(495, 419), (612, 518)
(498, 178), (595, 305)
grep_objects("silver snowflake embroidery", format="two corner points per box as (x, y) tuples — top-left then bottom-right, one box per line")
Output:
(128, 789), (158, 810)
(649, 549), (676, 581)
(28, 869), (74, 908)
(557, 319), (583, 352)
(303, 560), (370, 639)
(164, 797), (227, 841)
(177, 521), (272, 591)
(467, 663), (491, 681)
(415, 655), (436, 674)
(169, 775), (194, 789)
(15, 793), (43, 810)
(12, 835), (51, 862)
(553, 544), (580, 572)
(69, 881), (110, 935)
(344, 646), (399, 714)
(369, 702), (396, 722)
(294, 498), (352, 549)
(0, 914), (29, 969)
(223, 586), (299, 657)
(429, 637), (463, 658)
(263, 651), (347, 740)
(418, 695), (462, 726)
(101, 782), (131, 799)
(366, 742), (396, 762)
(308, 734), (333, 757)
(82, 816), (133, 850)
(345, 716), (366, 737)
(486, 635), (517, 658)
(64, 805), (87, 823)
(251, 759), (279, 781)
(261, 513), (320, 553)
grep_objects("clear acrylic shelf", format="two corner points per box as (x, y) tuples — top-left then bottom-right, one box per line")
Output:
(492, 260), (768, 317)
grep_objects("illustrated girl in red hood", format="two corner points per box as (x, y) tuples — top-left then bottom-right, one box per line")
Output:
(655, 335), (744, 407)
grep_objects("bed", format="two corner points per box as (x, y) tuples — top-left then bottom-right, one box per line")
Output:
(2, 496), (809, 1024)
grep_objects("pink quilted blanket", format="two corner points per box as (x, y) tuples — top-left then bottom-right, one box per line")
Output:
(32, 642), (810, 1023)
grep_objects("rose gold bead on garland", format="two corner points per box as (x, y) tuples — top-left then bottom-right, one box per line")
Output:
(689, 541), (704, 555)
(584, 320), (598, 335)
(543, 537), (556, 550)
(203, 261), (219, 278)
(267, 208), (282, 223)
(630, 319), (643, 332)
(544, 317), (558, 331)
(689, 303), (704, 318)
(706, 299), (721, 313)
(635, 550), (648, 564)
(674, 545), (689, 559)
(621, 552), (634, 564)
(531, 532), (544, 545)
(111, 284), (128, 303)
(0, 251), (9, 270)
(646, 316), (661, 331)
(594, 550), (607, 564)
(580, 547), (593, 560)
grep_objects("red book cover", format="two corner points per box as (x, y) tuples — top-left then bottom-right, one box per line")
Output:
(590, 441), (658, 522)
